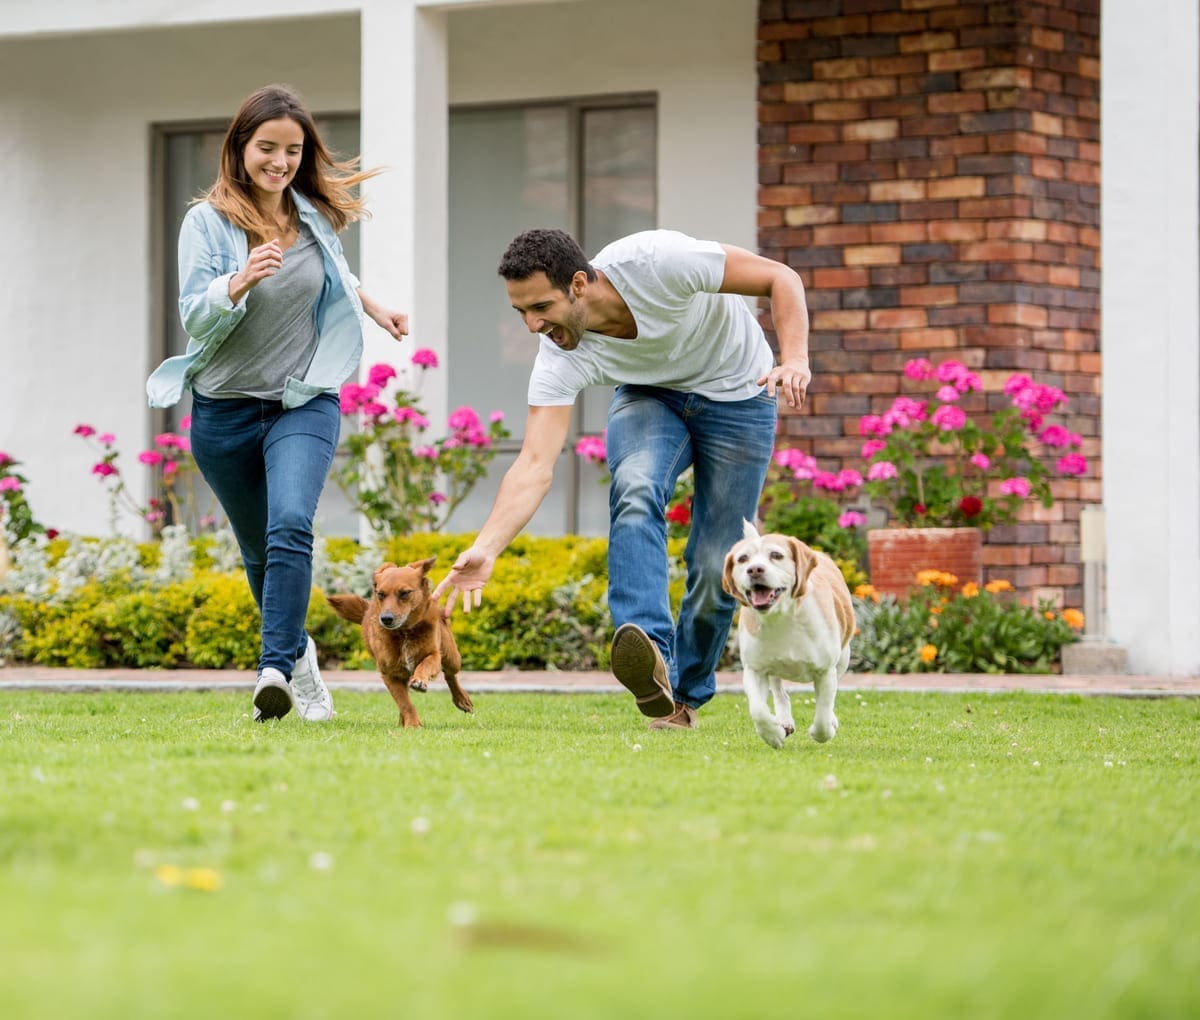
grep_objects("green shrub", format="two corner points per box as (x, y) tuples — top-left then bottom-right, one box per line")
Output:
(758, 489), (868, 587)
(850, 576), (1082, 674)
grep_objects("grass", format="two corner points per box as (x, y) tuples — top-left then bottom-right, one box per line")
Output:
(1, 687), (1198, 1020)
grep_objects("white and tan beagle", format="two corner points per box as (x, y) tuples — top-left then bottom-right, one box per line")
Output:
(721, 520), (855, 749)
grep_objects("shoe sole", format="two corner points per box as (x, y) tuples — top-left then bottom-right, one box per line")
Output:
(611, 625), (675, 718)
(253, 683), (293, 721)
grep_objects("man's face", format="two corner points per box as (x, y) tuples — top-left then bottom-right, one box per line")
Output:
(505, 271), (588, 351)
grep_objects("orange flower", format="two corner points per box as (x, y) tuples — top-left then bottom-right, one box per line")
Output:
(1062, 608), (1085, 630)
(985, 579), (1013, 593)
(961, 582), (979, 598)
(1044, 610), (1056, 620)
(854, 583), (879, 602)
(916, 570), (958, 588)
(919, 644), (938, 663)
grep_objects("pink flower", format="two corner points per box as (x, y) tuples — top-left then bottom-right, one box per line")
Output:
(74, 424), (96, 438)
(0, 476), (21, 492)
(489, 411), (505, 424)
(179, 415), (192, 432)
(138, 451), (164, 466)
(858, 414), (891, 438)
(92, 462), (118, 478)
(861, 439), (887, 459)
(867, 461), (898, 482)
(575, 435), (607, 464)
(339, 383), (366, 414)
(936, 385), (961, 403)
(429, 491), (447, 505)
(448, 406), (482, 432)
(98, 433), (116, 446)
(934, 360), (980, 393)
(413, 446), (438, 459)
(155, 433), (183, 449)
(930, 404), (967, 431)
(774, 448), (817, 479)
(884, 396), (927, 429)
(970, 453), (991, 470)
(1038, 424), (1072, 448)
(903, 358), (933, 381)
(146, 510), (165, 523)
(1056, 453), (1088, 476)
(999, 477), (1031, 498)
(838, 510), (867, 528)
(361, 401), (389, 418)
(0, 451), (12, 467)
(368, 363), (397, 388)
(411, 348), (439, 369)
(163, 462), (179, 476)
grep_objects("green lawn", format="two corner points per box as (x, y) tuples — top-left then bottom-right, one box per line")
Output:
(2, 688), (1197, 1020)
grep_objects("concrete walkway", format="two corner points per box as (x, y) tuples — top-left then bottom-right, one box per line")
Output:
(2, 666), (1197, 698)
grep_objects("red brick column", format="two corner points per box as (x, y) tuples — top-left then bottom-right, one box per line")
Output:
(757, 0), (1100, 608)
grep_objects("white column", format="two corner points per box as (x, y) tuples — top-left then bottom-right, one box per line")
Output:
(1101, 0), (1200, 674)
(358, 0), (450, 428)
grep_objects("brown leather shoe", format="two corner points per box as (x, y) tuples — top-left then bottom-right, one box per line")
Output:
(648, 702), (697, 730)
(610, 623), (675, 718)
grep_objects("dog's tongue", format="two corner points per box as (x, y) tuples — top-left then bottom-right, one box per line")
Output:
(751, 586), (777, 608)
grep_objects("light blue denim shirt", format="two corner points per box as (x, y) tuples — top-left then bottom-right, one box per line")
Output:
(146, 190), (364, 409)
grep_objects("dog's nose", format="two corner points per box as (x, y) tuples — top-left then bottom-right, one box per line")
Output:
(380, 613), (395, 627)
(747, 564), (765, 577)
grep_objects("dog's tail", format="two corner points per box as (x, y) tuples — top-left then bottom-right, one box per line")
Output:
(326, 593), (368, 625)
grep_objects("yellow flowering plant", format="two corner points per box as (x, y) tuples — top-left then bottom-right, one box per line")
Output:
(850, 571), (1083, 673)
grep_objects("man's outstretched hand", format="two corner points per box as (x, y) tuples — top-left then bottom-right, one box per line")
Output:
(432, 547), (496, 617)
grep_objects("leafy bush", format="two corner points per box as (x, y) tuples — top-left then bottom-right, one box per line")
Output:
(758, 489), (868, 588)
(850, 573), (1082, 674)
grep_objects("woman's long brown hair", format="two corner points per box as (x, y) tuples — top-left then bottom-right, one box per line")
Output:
(204, 83), (380, 243)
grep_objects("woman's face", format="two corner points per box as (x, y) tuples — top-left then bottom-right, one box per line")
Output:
(242, 117), (305, 202)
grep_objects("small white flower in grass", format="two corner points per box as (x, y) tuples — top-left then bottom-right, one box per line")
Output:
(309, 851), (334, 872)
(631, 743), (642, 753)
(924, 757), (933, 764)
(1032, 761), (1041, 768)
(1104, 760), (1114, 768)
(482, 751), (491, 758)
(220, 800), (237, 814)
(411, 816), (432, 835)
(447, 901), (477, 927)
(822, 774), (838, 791)
(181, 797), (199, 812)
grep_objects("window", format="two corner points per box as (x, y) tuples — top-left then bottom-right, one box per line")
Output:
(446, 97), (657, 535)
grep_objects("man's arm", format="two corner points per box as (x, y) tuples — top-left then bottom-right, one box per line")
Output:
(432, 403), (573, 614)
(718, 243), (811, 409)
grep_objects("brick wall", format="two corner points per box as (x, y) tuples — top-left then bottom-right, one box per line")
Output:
(757, 0), (1101, 608)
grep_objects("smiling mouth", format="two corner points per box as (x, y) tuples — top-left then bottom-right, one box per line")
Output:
(746, 584), (783, 611)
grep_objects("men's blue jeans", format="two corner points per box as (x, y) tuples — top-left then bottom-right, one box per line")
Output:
(605, 384), (777, 709)
(188, 391), (340, 677)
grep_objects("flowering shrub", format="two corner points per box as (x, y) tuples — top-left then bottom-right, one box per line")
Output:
(74, 421), (217, 537)
(856, 358), (1088, 528)
(334, 350), (509, 539)
(0, 449), (45, 546)
(574, 431), (694, 538)
(849, 570), (1084, 674)
(759, 450), (867, 569)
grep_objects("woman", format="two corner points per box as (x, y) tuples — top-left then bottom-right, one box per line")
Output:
(148, 83), (407, 723)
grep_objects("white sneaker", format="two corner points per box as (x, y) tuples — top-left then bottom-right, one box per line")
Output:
(291, 636), (334, 722)
(253, 667), (294, 722)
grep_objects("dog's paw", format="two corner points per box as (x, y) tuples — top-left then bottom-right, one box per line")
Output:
(781, 721), (796, 738)
(809, 714), (839, 743)
(409, 678), (429, 693)
(753, 716), (787, 749)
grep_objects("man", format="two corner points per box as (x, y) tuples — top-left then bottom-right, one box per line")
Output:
(433, 228), (810, 730)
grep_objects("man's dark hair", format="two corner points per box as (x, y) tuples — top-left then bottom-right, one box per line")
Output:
(498, 229), (597, 291)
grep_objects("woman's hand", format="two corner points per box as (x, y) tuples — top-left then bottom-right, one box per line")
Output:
(358, 289), (409, 341)
(229, 239), (283, 303)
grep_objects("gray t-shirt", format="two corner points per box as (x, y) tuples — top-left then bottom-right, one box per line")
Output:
(526, 230), (775, 406)
(192, 222), (324, 400)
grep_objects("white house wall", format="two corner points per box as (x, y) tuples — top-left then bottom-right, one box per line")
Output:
(0, 16), (361, 538)
(0, 0), (756, 542)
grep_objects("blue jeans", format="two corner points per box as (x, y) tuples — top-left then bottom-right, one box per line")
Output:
(606, 385), (777, 709)
(188, 391), (340, 677)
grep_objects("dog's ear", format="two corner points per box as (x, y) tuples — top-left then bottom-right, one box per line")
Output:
(721, 546), (749, 606)
(742, 518), (759, 541)
(373, 562), (398, 587)
(787, 537), (819, 599)
(408, 556), (437, 590)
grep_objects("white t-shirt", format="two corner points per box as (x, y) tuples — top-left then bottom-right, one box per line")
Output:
(526, 230), (775, 406)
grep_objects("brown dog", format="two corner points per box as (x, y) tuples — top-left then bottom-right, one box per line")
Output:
(326, 558), (473, 728)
